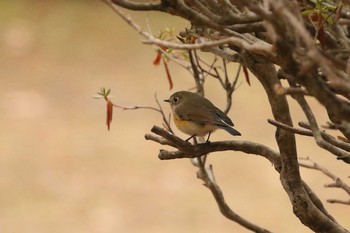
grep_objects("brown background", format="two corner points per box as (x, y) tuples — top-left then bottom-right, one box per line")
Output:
(1, 1), (349, 232)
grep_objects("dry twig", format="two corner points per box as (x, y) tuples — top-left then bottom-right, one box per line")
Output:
(299, 157), (350, 205)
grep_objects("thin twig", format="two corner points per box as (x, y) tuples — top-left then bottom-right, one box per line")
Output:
(327, 199), (350, 205)
(154, 93), (173, 134)
(268, 119), (313, 136)
(224, 63), (241, 114)
(189, 50), (204, 96)
(112, 103), (160, 112)
(299, 157), (350, 205)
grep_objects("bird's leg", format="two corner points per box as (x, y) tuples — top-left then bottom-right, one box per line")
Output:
(205, 132), (212, 143)
(185, 134), (197, 142)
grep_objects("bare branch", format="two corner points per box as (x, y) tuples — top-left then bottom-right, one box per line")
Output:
(112, 103), (160, 112)
(144, 133), (176, 147)
(327, 199), (350, 205)
(144, 36), (274, 56)
(189, 50), (204, 96)
(268, 119), (313, 136)
(154, 93), (173, 134)
(146, 126), (281, 167)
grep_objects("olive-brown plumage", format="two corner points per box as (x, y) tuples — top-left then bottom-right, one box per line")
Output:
(164, 91), (241, 139)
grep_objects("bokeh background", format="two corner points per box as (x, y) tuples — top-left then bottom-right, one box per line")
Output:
(1, 1), (349, 232)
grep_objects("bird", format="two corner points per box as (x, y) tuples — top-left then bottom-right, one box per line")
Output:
(164, 91), (241, 142)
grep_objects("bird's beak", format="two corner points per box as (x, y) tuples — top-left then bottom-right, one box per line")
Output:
(164, 99), (170, 102)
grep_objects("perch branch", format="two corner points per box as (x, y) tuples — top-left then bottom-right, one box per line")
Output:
(146, 126), (281, 168)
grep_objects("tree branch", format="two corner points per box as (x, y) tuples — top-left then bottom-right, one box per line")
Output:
(146, 126), (281, 167)
(267, 118), (313, 136)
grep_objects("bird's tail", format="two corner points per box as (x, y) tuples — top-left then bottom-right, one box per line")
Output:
(221, 125), (241, 136)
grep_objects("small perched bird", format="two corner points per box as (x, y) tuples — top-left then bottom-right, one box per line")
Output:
(164, 91), (241, 141)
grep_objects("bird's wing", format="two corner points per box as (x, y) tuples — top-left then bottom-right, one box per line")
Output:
(213, 106), (234, 126)
(178, 104), (234, 127)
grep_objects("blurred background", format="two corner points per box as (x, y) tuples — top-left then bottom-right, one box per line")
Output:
(0, 1), (349, 232)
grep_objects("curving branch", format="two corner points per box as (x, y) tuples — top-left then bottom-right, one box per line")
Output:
(268, 118), (313, 136)
(145, 126), (281, 166)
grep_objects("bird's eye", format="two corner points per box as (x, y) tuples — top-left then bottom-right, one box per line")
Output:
(172, 97), (179, 103)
